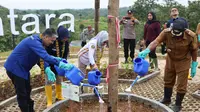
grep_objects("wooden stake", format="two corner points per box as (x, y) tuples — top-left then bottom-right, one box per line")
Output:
(108, 0), (119, 111)
(95, 0), (100, 35)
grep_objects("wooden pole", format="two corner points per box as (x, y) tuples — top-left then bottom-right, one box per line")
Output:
(108, 0), (119, 111)
(95, 0), (100, 35)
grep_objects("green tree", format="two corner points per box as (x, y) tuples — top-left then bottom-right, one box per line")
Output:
(187, 1), (200, 31)
(79, 24), (85, 31)
(132, 0), (158, 21)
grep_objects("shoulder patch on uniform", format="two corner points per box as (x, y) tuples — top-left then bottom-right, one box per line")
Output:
(91, 45), (95, 49)
(164, 28), (171, 33)
(185, 29), (197, 38)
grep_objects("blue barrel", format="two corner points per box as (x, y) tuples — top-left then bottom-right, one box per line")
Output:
(65, 67), (85, 86)
(54, 59), (68, 76)
(88, 70), (102, 85)
(133, 57), (149, 76)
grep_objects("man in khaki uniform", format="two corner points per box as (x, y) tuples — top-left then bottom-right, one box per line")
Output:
(139, 19), (198, 112)
(80, 25), (95, 47)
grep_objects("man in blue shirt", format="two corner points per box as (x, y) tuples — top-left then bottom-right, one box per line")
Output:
(166, 8), (188, 29)
(4, 28), (73, 112)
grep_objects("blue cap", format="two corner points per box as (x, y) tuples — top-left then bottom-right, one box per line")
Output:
(57, 26), (70, 40)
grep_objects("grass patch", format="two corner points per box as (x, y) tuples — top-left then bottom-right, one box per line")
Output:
(0, 50), (12, 58)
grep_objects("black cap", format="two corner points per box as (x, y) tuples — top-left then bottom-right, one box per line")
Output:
(57, 26), (70, 40)
(172, 19), (187, 32)
(127, 10), (133, 14)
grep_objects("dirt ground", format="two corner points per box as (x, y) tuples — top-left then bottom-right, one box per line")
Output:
(1, 57), (200, 84)
(62, 100), (158, 112)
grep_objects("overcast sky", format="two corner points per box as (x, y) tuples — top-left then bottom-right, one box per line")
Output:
(0, 0), (191, 10)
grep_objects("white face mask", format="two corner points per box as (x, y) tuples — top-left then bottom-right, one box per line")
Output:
(171, 30), (183, 37)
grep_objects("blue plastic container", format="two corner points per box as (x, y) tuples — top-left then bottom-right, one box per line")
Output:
(88, 70), (102, 85)
(54, 59), (68, 76)
(133, 57), (149, 76)
(65, 67), (85, 86)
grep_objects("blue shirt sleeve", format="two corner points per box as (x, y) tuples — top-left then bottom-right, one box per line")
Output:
(166, 19), (172, 28)
(28, 37), (60, 66)
(44, 61), (50, 69)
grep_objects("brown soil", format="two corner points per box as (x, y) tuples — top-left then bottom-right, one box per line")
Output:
(86, 69), (153, 79)
(60, 99), (158, 112)
(0, 69), (153, 102)
(0, 74), (45, 102)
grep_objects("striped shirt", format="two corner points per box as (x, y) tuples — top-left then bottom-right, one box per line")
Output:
(78, 39), (97, 65)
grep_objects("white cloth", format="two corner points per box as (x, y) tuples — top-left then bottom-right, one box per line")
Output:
(91, 30), (108, 48)
(78, 39), (97, 65)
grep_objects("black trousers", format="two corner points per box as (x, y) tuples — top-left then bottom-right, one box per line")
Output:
(81, 41), (87, 47)
(145, 41), (157, 58)
(63, 41), (69, 59)
(124, 39), (135, 60)
(7, 71), (34, 112)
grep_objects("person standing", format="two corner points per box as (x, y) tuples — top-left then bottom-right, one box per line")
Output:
(80, 25), (95, 47)
(4, 28), (74, 112)
(167, 7), (193, 80)
(120, 10), (140, 63)
(166, 8), (188, 29)
(196, 23), (200, 94)
(139, 19), (198, 112)
(143, 12), (161, 70)
(41, 26), (70, 107)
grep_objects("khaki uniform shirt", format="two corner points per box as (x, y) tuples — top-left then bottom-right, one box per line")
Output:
(122, 18), (139, 40)
(80, 28), (95, 42)
(155, 29), (198, 72)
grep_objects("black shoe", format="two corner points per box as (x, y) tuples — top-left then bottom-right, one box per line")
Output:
(19, 106), (29, 112)
(160, 98), (171, 104)
(172, 92), (185, 112)
(175, 93), (185, 106)
(125, 59), (128, 63)
(29, 99), (35, 112)
(172, 105), (182, 112)
(160, 87), (172, 104)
